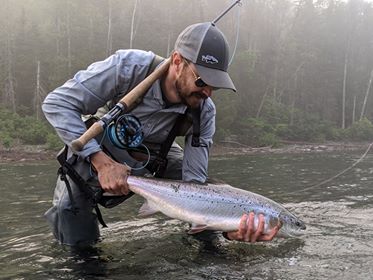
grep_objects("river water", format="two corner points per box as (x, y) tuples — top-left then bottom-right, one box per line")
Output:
(1, 151), (373, 280)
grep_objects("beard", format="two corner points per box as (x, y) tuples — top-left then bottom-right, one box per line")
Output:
(175, 76), (207, 109)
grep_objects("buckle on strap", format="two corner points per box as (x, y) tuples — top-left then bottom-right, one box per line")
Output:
(191, 135), (207, 147)
(149, 157), (168, 178)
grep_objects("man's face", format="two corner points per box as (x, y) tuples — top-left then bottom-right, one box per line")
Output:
(175, 60), (214, 108)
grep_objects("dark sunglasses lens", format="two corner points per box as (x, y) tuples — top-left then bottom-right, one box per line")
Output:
(195, 78), (208, 88)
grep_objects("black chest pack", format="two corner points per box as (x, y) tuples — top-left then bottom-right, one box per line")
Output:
(56, 54), (205, 226)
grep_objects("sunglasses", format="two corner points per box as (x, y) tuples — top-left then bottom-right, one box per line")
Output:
(184, 59), (209, 88)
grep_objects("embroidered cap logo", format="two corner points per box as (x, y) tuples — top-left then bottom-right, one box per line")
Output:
(201, 55), (219, 64)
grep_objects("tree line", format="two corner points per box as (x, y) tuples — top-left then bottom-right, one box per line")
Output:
(1, 0), (373, 148)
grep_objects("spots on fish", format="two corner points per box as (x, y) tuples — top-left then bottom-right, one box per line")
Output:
(130, 177), (306, 235)
(171, 184), (180, 192)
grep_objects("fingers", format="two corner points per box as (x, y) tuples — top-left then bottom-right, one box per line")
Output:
(116, 175), (130, 195)
(226, 212), (256, 242)
(239, 213), (248, 240)
(98, 163), (131, 195)
(240, 212), (264, 243)
(226, 213), (248, 241)
(258, 220), (282, 242)
(244, 212), (255, 242)
(115, 167), (130, 195)
(225, 212), (281, 243)
(250, 213), (265, 242)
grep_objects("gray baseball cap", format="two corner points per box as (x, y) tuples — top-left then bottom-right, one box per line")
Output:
(174, 22), (236, 92)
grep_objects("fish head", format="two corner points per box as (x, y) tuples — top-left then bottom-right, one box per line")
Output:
(277, 211), (306, 237)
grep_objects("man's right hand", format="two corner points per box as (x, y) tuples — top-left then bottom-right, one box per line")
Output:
(90, 151), (131, 195)
(225, 212), (281, 242)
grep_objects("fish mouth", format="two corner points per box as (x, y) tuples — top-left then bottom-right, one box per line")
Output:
(279, 221), (306, 237)
(268, 213), (306, 237)
(280, 227), (305, 237)
(277, 211), (306, 236)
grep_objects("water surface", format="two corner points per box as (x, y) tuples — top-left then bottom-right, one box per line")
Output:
(1, 151), (373, 279)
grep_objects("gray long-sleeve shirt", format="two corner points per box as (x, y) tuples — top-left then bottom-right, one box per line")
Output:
(42, 49), (216, 182)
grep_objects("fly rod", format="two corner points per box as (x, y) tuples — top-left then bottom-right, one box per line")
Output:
(211, 0), (242, 25)
(71, 1), (242, 152)
(71, 58), (171, 152)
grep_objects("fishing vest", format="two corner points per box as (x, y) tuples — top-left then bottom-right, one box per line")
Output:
(56, 54), (204, 225)
(82, 54), (203, 177)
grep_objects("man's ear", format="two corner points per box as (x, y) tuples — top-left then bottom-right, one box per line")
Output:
(172, 51), (183, 72)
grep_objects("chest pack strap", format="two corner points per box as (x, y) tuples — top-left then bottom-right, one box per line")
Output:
(190, 106), (207, 148)
(149, 113), (189, 177)
(149, 106), (203, 178)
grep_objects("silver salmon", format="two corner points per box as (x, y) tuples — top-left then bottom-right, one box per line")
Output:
(127, 176), (306, 237)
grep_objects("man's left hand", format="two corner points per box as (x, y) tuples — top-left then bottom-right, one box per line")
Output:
(225, 212), (281, 242)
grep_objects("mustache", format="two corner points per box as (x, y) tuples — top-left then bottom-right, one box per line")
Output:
(191, 91), (208, 100)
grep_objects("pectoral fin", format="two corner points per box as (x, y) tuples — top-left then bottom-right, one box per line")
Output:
(138, 201), (159, 217)
(187, 224), (208, 234)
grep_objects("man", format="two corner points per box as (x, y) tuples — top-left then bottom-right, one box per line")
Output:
(43, 22), (280, 246)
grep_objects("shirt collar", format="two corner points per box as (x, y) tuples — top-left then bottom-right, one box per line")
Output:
(152, 79), (188, 114)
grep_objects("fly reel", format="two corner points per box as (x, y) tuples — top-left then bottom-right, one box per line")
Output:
(107, 114), (144, 149)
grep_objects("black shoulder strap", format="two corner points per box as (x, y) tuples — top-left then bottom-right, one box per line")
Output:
(149, 113), (187, 178)
(146, 54), (165, 76)
(150, 105), (205, 178)
(190, 107), (207, 147)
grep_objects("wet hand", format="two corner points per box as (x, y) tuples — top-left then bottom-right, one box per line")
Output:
(90, 151), (131, 195)
(225, 212), (281, 242)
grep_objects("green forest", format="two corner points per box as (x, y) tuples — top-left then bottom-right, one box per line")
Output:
(1, 0), (373, 149)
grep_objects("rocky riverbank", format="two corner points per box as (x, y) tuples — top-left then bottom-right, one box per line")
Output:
(0, 141), (371, 163)
(0, 145), (56, 163)
(209, 141), (371, 157)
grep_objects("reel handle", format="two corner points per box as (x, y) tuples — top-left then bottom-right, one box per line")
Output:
(71, 58), (170, 152)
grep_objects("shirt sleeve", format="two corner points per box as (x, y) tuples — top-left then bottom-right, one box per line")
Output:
(182, 99), (216, 183)
(42, 50), (154, 159)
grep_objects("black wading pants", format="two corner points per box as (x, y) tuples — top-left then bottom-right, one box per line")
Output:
(44, 143), (183, 246)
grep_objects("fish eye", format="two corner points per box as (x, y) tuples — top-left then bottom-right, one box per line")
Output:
(295, 221), (302, 227)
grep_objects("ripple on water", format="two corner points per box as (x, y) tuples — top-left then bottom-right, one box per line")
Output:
(2, 154), (373, 280)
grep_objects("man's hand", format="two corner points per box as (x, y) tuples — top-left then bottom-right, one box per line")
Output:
(225, 212), (281, 242)
(90, 151), (131, 195)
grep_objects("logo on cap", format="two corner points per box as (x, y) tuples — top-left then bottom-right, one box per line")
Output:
(201, 55), (218, 64)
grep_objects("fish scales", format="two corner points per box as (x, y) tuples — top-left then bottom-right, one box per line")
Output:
(127, 176), (306, 236)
